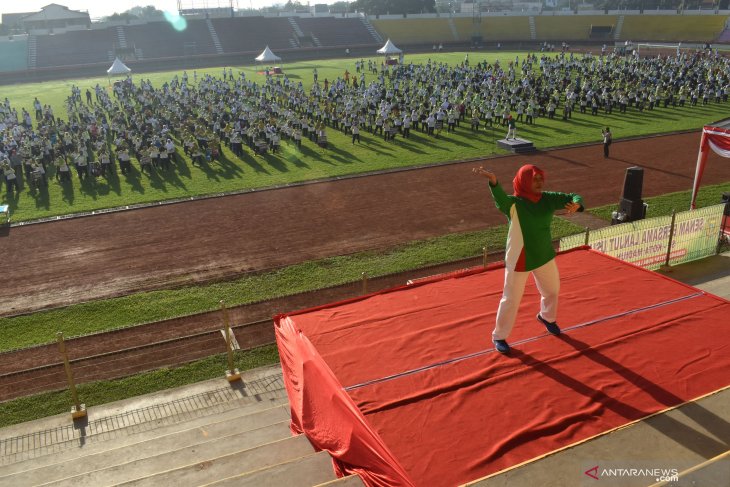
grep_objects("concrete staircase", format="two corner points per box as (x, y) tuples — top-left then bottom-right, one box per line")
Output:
(528, 16), (536, 41)
(288, 17), (305, 38)
(27, 35), (37, 69)
(448, 18), (459, 41)
(0, 368), (363, 487)
(206, 19), (224, 55)
(116, 26), (127, 49)
(311, 35), (322, 48)
(717, 27), (730, 43)
(613, 15), (624, 41)
(360, 17), (382, 43)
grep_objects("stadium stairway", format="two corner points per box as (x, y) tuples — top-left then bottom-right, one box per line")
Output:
(718, 26), (730, 43)
(613, 15), (624, 40)
(0, 365), (363, 487)
(528, 17), (536, 41)
(116, 26), (128, 50)
(361, 17), (383, 44)
(206, 19), (224, 55)
(27, 36), (37, 69)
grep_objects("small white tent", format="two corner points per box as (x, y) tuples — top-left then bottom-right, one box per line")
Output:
(107, 57), (131, 75)
(255, 46), (281, 63)
(376, 39), (402, 55)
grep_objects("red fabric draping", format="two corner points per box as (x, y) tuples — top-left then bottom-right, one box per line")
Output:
(691, 125), (730, 209)
(274, 315), (416, 487)
(279, 249), (730, 486)
(706, 126), (730, 156)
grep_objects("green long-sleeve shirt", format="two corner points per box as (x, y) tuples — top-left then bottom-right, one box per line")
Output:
(489, 181), (584, 271)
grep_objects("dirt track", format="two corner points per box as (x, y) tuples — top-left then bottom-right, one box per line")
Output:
(2, 131), (729, 316)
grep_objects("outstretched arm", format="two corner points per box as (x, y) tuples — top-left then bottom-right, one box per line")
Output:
(472, 166), (497, 185)
(473, 166), (513, 216)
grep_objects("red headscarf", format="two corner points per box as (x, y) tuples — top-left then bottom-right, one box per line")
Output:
(512, 164), (545, 203)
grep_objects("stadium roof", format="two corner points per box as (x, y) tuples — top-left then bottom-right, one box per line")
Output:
(21, 4), (89, 22)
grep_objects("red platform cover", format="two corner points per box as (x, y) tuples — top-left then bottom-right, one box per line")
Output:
(274, 248), (730, 486)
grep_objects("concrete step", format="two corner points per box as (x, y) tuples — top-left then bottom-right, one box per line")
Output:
(673, 451), (730, 486)
(0, 404), (290, 486)
(203, 450), (337, 486)
(113, 435), (316, 487)
(40, 423), (300, 487)
(0, 393), (289, 475)
(315, 474), (366, 486)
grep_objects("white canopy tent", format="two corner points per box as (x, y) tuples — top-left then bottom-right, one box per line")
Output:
(255, 46), (281, 63)
(376, 39), (403, 64)
(376, 39), (402, 55)
(107, 57), (131, 75)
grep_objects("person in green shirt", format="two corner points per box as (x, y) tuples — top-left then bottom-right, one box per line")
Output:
(473, 164), (584, 354)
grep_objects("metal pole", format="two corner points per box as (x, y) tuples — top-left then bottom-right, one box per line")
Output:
(220, 300), (241, 382)
(361, 272), (368, 294)
(483, 246), (488, 268)
(584, 227), (590, 246)
(56, 332), (86, 419)
(664, 210), (677, 269)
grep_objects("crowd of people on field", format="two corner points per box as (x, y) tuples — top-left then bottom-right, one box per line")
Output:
(1, 46), (728, 199)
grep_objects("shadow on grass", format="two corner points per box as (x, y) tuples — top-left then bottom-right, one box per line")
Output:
(105, 167), (122, 196)
(216, 152), (245, 178)
(238, 150), (270, 175)
(562, 117), (604, 128)
(360, 137), (394, 156)
(297, 143), (332, 164)
(173, 155), (192, 180)
(287, 154), (311, 169)
(124, 168), (145, 195)
(33, 183), (51, 210)
(447, 135), (478, 149)
(146, 168), (168, 193)
(327, 144), (360, 163)
(195, 159), (221, 182)
(60, 179), (75, 204)
(389, 138), (426, 154)
(261, 153), (290, 173)
(161, 167), (189, 190)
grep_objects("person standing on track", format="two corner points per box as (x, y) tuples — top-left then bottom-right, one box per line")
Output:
(472, 164), (584, 354)
(602, 127), (612, 158)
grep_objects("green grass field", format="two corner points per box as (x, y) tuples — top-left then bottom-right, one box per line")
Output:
(2, 53), (729, 222)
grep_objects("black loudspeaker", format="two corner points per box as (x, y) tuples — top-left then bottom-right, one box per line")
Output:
(722, 192), (730, 216)
(611, 167), (646, 224)
(619, 198), (646, 220)
(622, 166), (644, 202)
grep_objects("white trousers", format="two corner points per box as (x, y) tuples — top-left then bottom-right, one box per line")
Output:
(506, 126), (516, 139)
(492, 259), (560, 341)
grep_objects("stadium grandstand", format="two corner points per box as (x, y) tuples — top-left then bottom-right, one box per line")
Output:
(211, 17), (298, 51)
(0, 3), (728, 81)
(0, 36), (28, 72)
